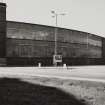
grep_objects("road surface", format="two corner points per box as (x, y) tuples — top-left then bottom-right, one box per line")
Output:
(0, 66), (105, 82)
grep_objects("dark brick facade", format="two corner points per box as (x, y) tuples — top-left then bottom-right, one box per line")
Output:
(6, 21), (102, 58)
(5, 21), (104, 66)
(0, 2), (104, 66)
(6, 38), (102, 58)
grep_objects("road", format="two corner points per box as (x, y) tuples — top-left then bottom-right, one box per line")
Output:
(0, 66), (105, 83)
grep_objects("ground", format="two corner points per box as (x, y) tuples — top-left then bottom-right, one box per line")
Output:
(0, 66), (105, 105)
(22, 76), (105, 105)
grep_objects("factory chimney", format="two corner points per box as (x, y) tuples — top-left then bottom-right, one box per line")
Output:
(0, 2), (6, 66)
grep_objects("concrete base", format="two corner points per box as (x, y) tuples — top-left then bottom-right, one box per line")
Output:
(0, 58), (6, 66)
(7, 57), (105, 66)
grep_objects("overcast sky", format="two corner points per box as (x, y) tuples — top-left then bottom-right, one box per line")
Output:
(3, 0), (105, 37)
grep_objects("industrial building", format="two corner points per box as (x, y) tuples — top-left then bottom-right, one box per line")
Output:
(0, 2), (105, 66)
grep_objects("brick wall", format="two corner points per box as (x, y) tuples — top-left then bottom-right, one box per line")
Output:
(6, 21), (102, 59)
(6, 38), (102, 58)
(7, 21), (102, 47)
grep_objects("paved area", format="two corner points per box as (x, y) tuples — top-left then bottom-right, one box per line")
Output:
(0, 66), (105, 82)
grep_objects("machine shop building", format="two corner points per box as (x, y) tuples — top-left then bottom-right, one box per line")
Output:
(0, 2), (105, 66)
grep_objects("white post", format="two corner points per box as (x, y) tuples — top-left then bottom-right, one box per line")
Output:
(63, 63), (67, 68)
(38, 63), (41, 68)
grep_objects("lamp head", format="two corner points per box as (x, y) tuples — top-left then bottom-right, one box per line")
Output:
(51, 11), (55, 14)
(60, 13), (66, 16)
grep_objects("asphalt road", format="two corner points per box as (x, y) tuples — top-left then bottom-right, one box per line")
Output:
(0, 66), (105, 83)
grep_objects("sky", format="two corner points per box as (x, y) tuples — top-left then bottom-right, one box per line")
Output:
(2, 0), (105, 37)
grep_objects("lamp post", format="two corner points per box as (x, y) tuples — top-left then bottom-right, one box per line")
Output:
(86, 33), (90, 51)
(51, 11), (66, 66)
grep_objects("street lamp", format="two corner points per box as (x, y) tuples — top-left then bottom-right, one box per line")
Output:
(51, 10), (66, 66)
(87, 33), (89, 49)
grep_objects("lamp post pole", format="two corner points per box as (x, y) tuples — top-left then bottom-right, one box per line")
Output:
(87, 33), (89, 49)
(54, 13), (58, 56)
(51, 11), (66, 66)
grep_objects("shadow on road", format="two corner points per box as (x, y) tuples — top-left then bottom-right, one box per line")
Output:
(0, 78), (87, 105)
